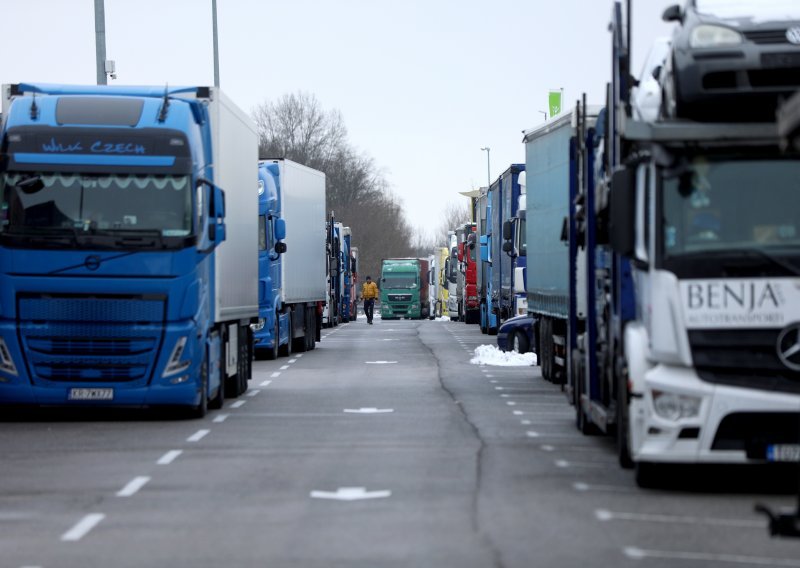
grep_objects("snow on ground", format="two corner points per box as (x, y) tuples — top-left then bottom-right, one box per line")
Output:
(434, 316), (451, 322)
(470, 344), (537, 366)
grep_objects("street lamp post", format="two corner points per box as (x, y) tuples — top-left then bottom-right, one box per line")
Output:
(480, 147), (491, 187)
(212, 0), (220, 87)
(94, 0), (107, 85)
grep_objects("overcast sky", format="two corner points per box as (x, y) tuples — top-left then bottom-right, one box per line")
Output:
(2, 0), (678, 242)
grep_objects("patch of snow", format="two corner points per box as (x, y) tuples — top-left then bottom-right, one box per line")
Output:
(434, 316), (451, 322)
(470, 344), (537, 366)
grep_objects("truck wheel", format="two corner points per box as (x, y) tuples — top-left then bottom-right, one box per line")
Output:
(616, 369), (634, 469)
(264, 319), (279, 360)
(279, 317), (292, 357)
(189, 355), (209, 418)
(208, 346), (225, 410)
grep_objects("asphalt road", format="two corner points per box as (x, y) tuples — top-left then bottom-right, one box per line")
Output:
(1, 317), (799, 567)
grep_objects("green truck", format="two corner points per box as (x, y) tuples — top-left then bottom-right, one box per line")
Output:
(380, 258), (430, 320)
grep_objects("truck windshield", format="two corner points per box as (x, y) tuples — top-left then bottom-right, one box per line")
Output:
(384, 274), (417, 289)
(661, 157), (800, 258)
(1, 171), (192, 238)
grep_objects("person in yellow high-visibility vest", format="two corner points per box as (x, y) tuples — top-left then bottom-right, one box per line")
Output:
(361, 276), (379, 324)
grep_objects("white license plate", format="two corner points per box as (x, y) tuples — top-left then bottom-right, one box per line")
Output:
(766, 444), (800, 463)
(68, 388), (114, 401)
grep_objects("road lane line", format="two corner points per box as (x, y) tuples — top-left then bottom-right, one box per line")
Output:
(513, 410), (524, 415)
(213, 414), (229, 423)
(270, 372), (281, 378)
(157, 450), (183, 465)
(231, 400), (247, 409)
(259, 380), (272, 387)
(116, 476), (150, 497)
(247, 389), (261, 397)
(288, 359), (297, 363)
(280, 365), (290, 370)
(622, 547), (800, 566)
(597, 509), (763, 528)
(187, 429), (210, 442)
(61, 513), (105, 542)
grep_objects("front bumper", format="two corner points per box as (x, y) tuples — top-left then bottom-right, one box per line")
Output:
(631, 363), (800, 464)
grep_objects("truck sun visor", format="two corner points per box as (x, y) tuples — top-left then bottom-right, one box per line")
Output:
(56, 97), (144, 127)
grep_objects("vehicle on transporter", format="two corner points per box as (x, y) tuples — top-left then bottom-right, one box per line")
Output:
(567, 1), (800, 487)
(427, 252), (438, 320)
(0, 83), (259, 416)
(251, 159), (325, 360)
(435, 246), (449, 318)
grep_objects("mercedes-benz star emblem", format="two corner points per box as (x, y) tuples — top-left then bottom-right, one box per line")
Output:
(777, 323), (800, 371)
(787, 27), (800, 45)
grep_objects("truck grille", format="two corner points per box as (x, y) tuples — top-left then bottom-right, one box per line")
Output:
(388, 294), (412, 302)
(743, 29), (796, 45)
(17, 295), (165, 384)
(689, 330), (800, 394)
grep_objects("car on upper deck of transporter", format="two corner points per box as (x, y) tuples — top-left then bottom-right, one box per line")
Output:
(660, 0), (800, 121)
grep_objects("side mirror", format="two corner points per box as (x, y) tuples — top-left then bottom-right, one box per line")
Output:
(662, 4), (682, 23)
(609, 168), (636, 257)
(502, 220), (513, 241)
(274, 218), (286, 240)
(652, 65), (662, 82)
(502, 241), (513, 253)
(209, 185), (226, 244)
(275, 242), (287, 254)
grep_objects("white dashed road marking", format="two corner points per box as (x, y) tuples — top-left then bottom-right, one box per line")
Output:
(61, 513), (105, 542)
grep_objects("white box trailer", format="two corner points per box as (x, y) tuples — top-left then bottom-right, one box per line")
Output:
(208, 88), (260, 323)
(270, 159), (326, 305)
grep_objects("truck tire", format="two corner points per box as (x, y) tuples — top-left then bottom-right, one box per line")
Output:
(208, 345), (225, 410)
(616, 367), (634, 469)
(279, 317), (292, 357)
(263, 318), (279, 361)
(189, 354), (209, 418)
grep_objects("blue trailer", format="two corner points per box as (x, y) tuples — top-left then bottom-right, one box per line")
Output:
(0, 83), (259, 415)
(523, 113), (595, 383)
(252, 160), (326, 360)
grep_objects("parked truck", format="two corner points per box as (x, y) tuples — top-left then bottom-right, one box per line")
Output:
(380, 258), (429, 320)
(252, 159), (325, 360)
(481, 165), (525, 333)
(565, 2), (800, 486)
(502, 173), (528, 319)
(446, 231), (459, 320)
(323, 216), (344, 327)
(457, 223), (478, 324)
(524, 109), (597, 382)
(0, 83), (259, 415)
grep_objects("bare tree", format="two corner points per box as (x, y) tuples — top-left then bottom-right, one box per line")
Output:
(434, 200), (471, 247)
(252, 92), (416, 287)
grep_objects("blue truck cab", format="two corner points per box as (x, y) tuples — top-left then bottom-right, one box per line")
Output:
(0, 83), (259, 415)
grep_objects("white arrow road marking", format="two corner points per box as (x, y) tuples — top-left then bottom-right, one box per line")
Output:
(61, 513), (105, 542)
(157, 450), (182, 465)
(310, 487), (392, 501)
(343, 408), (395, 414)
(116, 476), (150, 497)
(623, 547), (800, 566)
(596, 509), (763, 528)
(365, 361), (398, 364)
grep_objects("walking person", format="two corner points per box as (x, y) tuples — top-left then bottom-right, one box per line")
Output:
(361, 275), (378, 324)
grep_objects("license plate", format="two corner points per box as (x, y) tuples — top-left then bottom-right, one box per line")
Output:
(766, 444), (800, 463)
(68, 388), (114, 401)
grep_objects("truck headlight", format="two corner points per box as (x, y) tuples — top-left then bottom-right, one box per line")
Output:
(690, 25), (742, 48)
(652, 390), (701, 421)
(0, 337), (18, 376)
(162, 336), (191, 377)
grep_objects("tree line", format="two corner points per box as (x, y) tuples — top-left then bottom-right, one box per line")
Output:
(252, 92), (470, 290)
